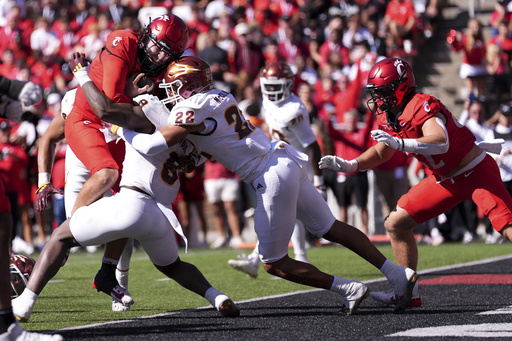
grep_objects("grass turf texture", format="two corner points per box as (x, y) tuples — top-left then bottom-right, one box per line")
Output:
(21, 242), (512, 331)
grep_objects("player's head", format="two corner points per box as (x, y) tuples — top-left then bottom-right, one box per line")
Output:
(138, 14), (189, 78)
(159, 56), (213, 106)
(366, 58), (416, 117)
(260, 61), (294, 103)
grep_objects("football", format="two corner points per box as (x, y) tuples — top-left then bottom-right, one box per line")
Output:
(10, 254), (36, 298)
(136, 74), (155, 94)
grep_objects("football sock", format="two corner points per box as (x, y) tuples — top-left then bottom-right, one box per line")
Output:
(102, 257), (118, 266)
(329, 276), (350, 295)
(0, 309), (15, 333)
(205, 287), (223, 307)
(380, 259), (399, 280)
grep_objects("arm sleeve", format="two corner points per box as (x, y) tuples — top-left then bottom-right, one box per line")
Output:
(0, 76), (26, 100)
(118, 128), (169, 155)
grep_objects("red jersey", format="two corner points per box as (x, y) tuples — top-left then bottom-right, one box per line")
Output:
(376, 92), (476, 175)
(71, 30), (141, 124)
(385, 0), (415, 26)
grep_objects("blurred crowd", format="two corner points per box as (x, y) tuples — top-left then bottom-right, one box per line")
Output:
(0, 0), (446, 253)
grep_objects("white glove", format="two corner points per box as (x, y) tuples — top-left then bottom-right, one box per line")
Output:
(319, 155), (358, 173)
(18, 82), (43, 106)
(371, 130), (402, 151)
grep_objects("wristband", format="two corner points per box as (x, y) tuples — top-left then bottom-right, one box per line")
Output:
(38, 172), (51, 187)
(74, 68), (92, 87)
(313, 175), (324, 187)
(36, 182), (50, 194)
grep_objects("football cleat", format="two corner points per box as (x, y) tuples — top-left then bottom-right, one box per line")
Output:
(11, 295), (35, 323)
(370, 289), (422, 308)
(112, 299), (132, 312)
(338, 281), (370, 316)
(215, 295), (240, 317)
(227, 254), (259, 278)
(92, 269), (134, 307)
(389, 267), (419, 314)
(1, 322), (63, 340)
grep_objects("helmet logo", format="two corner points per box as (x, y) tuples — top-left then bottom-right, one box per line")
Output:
(394, 59), (406, 78)
(155, 14), (170, 22)
(112, 37), (123, 47)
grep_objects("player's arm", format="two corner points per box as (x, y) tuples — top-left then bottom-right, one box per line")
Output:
(0, 75), (42, 107)
(371, 114), (449, 155)
(319, 140), (394, 173)
(35, 115), (65, 211)
(116, 123), (205, 156)
(69, 52), (154, 133)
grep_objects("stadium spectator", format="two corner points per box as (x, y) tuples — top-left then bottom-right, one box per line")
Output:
(204, 161), (243, 249)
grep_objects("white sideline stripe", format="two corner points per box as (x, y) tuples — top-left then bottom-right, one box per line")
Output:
(387, 323), (512, 337)
(479, 306), (512, 315)
(60, 254), (512, 332)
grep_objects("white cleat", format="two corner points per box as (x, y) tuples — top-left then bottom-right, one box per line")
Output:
(339, 281), (369, 316)
(227, 254), (259, 278)
(112, 300), (131, 312)
(215, 295), (240, 317)
(11, 296), (34, 323)
(0, 322), (63, 340)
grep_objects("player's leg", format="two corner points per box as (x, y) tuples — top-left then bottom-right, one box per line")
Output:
(297, 165), (419, 313)
(290, 220), (309, 263)
(12, 218), (79, 322)
(141, 205), (240, 317)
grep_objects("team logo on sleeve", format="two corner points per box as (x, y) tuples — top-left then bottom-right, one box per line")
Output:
(423, 101), (431, 112)
(112, 37), (123, 47)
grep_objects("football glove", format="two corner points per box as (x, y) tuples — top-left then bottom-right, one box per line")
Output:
(68, 52), (88, 74)
(18, 82), (43, 107)
(371, 130), (403, 151)
(318, 155), (359, 173)
(178, 155), (197, 173)
(35, 182), (63, 212)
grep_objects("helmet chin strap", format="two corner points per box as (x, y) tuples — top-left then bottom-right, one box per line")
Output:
(385, 109), (403, 131)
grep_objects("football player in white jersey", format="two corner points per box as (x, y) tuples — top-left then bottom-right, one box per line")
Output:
(228, 62), (326, 277)
(68, 55), (419, 315)
(12, 78), (240, 323)
(33, 88), (138, 312)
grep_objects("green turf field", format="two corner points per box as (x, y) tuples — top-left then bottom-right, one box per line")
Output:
(20, 241), (512, 331)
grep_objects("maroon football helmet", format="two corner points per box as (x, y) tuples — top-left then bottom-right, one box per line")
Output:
(138, 14), (189, 77)
(159, 56), (213, 106)
(10, 254), (36, 298)
(260, 62), (294, 103)
(366, 58), (416, 120)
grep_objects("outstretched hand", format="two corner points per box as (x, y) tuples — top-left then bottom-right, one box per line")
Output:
(18, 82), (42, 107)
(35, 183), (63, 212)
(68, 52), (89, 74)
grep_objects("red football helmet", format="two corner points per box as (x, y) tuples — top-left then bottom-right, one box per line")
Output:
(366, 58), (416, 116)
(138, 14), (189, 77)
(260, 61), (294, 103)
(159, 56), (213, 106)
(10, 254), (36, 298)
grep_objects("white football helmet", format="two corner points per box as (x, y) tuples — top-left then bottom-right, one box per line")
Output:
(260, 61), (294, 103)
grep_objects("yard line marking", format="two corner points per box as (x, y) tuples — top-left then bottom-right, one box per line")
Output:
(387, 323), (512, 337)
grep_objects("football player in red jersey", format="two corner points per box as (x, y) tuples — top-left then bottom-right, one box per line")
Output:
(320, 57), (512, 308)
(58, 14), (189, 305)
